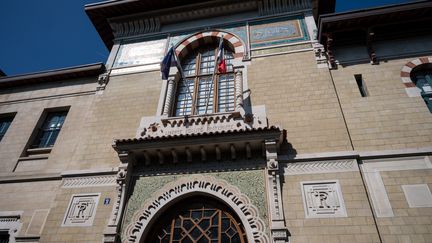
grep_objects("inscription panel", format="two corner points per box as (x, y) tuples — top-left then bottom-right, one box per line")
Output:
(113, 39), (167, 68)
(62, 193), (100, 227)
(301, 180), (347, 218)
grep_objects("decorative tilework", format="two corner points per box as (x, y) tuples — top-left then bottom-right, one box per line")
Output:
(123, 174), (270, 243)
(250, 16), (309, 48)
(123, 169), (267, 231)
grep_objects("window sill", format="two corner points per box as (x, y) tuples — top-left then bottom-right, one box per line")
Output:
(17, 154), (49, 162)
(26, 147), (52, 155)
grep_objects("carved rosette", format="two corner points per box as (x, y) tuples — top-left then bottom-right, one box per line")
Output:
(122, 175), (270, 243)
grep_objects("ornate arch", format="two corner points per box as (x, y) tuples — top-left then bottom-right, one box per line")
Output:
(123, 175), (270, 243)
(400, 57), (432, 92)
(174, 30), (246, 61)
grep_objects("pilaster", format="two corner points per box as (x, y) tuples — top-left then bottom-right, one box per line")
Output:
(265, 139), (289, 243)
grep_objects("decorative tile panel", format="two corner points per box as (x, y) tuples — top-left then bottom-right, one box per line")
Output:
(301, 181), (347, 218)
(62, 193), (100, 227)
(250, 16), (309, 48)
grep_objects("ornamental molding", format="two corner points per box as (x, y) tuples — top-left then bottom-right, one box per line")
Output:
(175, 30), (246, 60)
(123, 174), (270, 243)
(109, 17), (161, 38)
(62, 175), (117, 188)
(258, 0), (311, 16)
(137, 106), (268, 140)
(104, 168), (128, 243)
(0, 211), (22, 243)
(283, 159), (358, 175)
(400, 56), (432, 97)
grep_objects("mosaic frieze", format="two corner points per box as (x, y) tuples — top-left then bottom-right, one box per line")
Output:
(250, 17), (309, 48)
(112, 16), (309, 69)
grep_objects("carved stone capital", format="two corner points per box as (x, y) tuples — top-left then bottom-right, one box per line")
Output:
(97, 72), (110, 92)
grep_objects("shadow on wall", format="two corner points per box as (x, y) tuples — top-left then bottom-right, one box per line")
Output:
(279, 129), (297, 160)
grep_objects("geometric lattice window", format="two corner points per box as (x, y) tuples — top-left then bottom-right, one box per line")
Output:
(175, 45), (235, 116)
(147, 197), (247, 243)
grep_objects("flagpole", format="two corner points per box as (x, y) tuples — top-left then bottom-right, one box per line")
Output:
(204, 36), (223, 114)
(172, 46), (196, 115)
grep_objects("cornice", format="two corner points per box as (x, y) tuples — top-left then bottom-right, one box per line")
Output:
(0, 63), (104, 89)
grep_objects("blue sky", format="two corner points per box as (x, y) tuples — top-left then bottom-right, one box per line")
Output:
(0, 0), (413, 76)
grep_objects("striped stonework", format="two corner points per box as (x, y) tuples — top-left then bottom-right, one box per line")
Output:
(175, 30), (246, 60)
(400, 56), (432, 97)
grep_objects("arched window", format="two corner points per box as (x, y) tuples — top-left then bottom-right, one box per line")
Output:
(175, 44), (235, 116)
(411, 63), (432, 112)
(146, 197), (247, 243)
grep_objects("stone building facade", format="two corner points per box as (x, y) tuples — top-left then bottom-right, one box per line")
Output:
(0, 0), (431, 243)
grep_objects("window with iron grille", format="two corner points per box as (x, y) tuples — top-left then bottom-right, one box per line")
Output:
(147, 197), (247, 243)
(175, 45), (235, 116)
(32, 111), (68, 148)
(0, 116), (14, 142)
(411, 64), (432, 112)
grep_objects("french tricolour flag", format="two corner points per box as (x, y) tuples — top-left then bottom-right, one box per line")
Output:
(217, 38), (226, 74)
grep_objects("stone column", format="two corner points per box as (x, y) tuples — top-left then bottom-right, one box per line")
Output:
(234, 69), (243, 112)
(162, 78), (176, 116)
(265, 139), (290, 243)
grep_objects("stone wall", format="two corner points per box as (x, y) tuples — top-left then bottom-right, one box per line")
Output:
(282, 161), (381, 243)
(330, 56), (432, 151)
(378, 169), (432, 242)
(248, 51), (353, 154)
(66, 71), (162, 170)
(39, 184), (117, 243)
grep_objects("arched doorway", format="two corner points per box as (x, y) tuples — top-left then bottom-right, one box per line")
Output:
(145, 196), (247, 243)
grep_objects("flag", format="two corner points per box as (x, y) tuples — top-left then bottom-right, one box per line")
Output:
(217, 38), (226, 74)
(160, 46), (177, 80)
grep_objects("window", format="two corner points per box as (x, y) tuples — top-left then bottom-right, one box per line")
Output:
(0, 232), (9, 243)
(354, 74), (368, 97)
(31, 111), (68, 148)
(147, 197), (247, 243)
(411, 64), (432, 112)
(0, 116), (14, 142)
(175, 45), (235, 116)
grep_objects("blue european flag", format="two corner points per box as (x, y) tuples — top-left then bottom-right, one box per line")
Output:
(160, 46), (177, 80)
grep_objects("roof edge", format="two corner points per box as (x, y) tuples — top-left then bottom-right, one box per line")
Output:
(0, 63), (105, 88)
